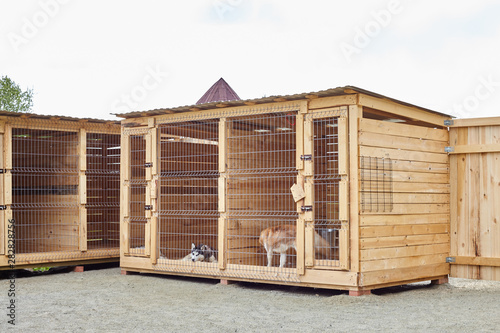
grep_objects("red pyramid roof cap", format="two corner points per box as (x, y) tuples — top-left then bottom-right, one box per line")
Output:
(196, 78), (241, 104)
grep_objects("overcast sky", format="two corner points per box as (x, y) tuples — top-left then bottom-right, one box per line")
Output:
(1, 0), (499, 120)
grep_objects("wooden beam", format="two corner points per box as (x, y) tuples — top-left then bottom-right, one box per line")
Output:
(349, 105), (361, 273)
(449, 116), (500, 127)
(79, 206), (87, 252)
(449, 256), (500, 267)
(308, 95), (357, 110)
(448, 144), (500, 154)
(358, 94), (449, 127)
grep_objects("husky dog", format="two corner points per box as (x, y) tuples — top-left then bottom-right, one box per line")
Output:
(259, 225), (331, 268)
(182, 243), (217, 263)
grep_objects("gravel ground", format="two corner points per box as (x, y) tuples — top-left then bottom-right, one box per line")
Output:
(1, 265), (500, 332)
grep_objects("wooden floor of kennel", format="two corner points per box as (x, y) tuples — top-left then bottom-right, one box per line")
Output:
(118, 86), (498, 294)
(0, 112), (121, 269)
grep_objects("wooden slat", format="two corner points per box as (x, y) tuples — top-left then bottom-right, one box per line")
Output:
(360, 224), (449, 238)
(361, 193), (450, 204)
(361, 253), (447, 272)
(361, 170), (448, 184)
(360, 243), (449, 261)
(361, 159), (449, 174)
(219, 118), (227, 172)
(361, 182), (450, 194)
(360, 213), (449, 226)
(361, 203), (449, 215)
(360, 233), (449, 249)
(359, 131), (447, 153)
(360, 263), (450, 287)
(359, 118), (449, 141)
(359, 146), (448, 164)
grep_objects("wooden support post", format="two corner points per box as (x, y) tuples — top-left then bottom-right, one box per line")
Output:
(78, 129), (87, 252)
(218, 118), (227, 270)
(120, 131), (131, 256)
(296, 218), (305, 275)
(150, 215), (158, 264)
(348, 105), (362, 273)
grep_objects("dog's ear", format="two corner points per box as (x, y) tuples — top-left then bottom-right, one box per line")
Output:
(191, 243), (196, 250)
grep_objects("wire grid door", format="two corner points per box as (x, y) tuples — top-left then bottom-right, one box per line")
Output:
(312, 116), (345, 269)
(86, 133), (121, 252)
(128, 134), (148, 255)
(11, 127), (80, 259)
(155, 120), (219, 274)
(225, 112), (299, 282)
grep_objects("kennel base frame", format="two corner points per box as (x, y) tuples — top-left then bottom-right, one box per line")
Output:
(119, 86), (453, 292)
(0, 113), (121, 269)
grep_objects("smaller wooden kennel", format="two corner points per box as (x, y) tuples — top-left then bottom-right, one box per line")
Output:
(118, 86), (452, 294)
(0, 111), (121, 269)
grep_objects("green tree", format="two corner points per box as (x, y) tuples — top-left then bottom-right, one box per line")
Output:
(0, 76), (33, 113)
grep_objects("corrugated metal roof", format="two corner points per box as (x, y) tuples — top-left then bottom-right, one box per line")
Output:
(196, 78), (241, 104)
(113, 85), (452, 119)
(0, 110), (120, 124)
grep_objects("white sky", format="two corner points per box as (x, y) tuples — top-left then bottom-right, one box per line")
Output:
(1, 0), (499, 120)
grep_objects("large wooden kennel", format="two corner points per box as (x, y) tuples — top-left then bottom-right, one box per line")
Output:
(0, 111), (121, 269)
(118, 86), (454, 294)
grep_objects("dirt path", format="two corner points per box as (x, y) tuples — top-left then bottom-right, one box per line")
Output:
(1, 266), (500, 332)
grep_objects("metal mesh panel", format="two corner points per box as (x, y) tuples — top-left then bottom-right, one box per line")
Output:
(12, 128), (80, 255)
(155, 120), (219, 274)
(360, 156), (393, 212)
(128, 135), (147, 255)
(86, 133), (120, 250)
(313, 117), (341, 267)
(226, 112), (299, 281)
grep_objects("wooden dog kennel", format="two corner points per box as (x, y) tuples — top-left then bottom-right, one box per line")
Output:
(0, 111), (121, 269)
(118, 86), (454, 294)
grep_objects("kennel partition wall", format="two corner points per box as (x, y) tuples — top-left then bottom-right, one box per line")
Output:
(118, 86), (453, 293)
(0, 111), (121, 269)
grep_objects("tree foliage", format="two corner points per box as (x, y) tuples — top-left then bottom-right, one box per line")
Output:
(0, 76), (33, 113)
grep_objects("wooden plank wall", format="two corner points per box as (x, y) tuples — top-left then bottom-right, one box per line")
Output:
(450, 121), (500, 281)
(357, 118), (450, 287)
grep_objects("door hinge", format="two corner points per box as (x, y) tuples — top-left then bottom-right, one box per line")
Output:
(300, 155), (312, 161)
(444, 119), (454, 126)
(145, 163), (153, 168)
(0, 205), (7, 210)
(444, 146), (454, 153)
(0, 169), (5, 174)
(301, 205), (313, 212)
(446, 257), (456, 263)
(144, 205), (153, 211)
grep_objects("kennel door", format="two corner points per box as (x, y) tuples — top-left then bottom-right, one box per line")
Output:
(304, 109), (349, 270)
(123, 130), (155, 257)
